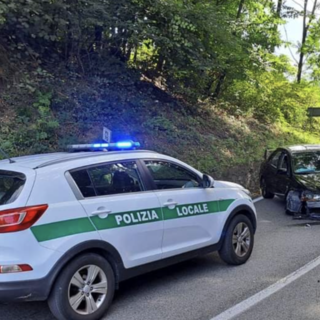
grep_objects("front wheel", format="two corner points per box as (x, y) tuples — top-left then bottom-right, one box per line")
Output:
(48, 253), (115, 320)
(219, 214), (254, 265)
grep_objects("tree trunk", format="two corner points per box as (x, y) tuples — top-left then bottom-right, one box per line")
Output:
(156, 54), (165, 72)
(236, 0), (245, 19)
(212, 72), (226, 99)
(270, 0), (283, 53)
(276, 0), (283, 16)
(133, 45), (138, 63)
(297, 0), (318, 83)
(212, 0), (243, 99)
(94, 26), (103, 52)
(297, 0), (309, 83)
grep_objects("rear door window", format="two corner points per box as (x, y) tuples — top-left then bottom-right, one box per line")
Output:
(70, 161), (144, 198)
(0, 171), (26, 206)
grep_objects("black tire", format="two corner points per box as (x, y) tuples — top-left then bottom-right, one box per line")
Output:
(48, 253), (115, 320)
(261, 178), (274, 199)
(285, 209), (294, 216)
(219, 214), (254, 265)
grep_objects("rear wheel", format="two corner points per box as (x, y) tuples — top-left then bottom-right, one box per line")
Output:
(48, 253), (115, 320)
(261, 178), (274, 199)
(219, 214), (254, 265)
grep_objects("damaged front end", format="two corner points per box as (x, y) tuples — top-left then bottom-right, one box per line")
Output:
(287, 190), (320, 220)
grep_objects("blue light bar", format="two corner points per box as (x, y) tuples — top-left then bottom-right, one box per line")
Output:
(116, 141), (133, 148)
(67, 141), (140, 152)
(92, 143), (109, 148)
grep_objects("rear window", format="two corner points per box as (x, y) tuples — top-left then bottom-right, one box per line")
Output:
(0, 171), (26, 206)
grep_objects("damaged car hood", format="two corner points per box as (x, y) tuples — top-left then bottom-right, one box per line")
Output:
(294, 173), (320, 193)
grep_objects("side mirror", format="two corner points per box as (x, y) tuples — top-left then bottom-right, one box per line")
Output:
(202, 174), (215, 188)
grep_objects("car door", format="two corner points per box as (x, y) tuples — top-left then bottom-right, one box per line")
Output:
(264, 150), (282, 194)
(275, 152), (291, 196)
(69, 160), (164, 269)
(141, 159), (224, 258)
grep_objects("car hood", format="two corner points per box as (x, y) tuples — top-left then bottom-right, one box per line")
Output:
(215, 181), (244, 189)
(294, 173), (320, 193)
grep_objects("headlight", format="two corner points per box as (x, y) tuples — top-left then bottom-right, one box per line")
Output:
(301, 191), (320, 201)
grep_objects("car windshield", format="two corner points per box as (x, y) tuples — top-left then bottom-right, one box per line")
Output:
(292, 151), (320, 174)
(0, 170), (26, 206)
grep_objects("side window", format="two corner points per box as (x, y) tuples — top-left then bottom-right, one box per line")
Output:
(279, 153), (289, 172)
(71, 161), (144, 198)
(144, 160), (200, 190)
(269, 151), (281, 168)
(70, 170), (96, 198)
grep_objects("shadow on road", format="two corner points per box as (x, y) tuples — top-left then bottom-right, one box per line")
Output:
(0, 253), (225, 320)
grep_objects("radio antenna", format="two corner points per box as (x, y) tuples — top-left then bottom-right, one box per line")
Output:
(0, 147), (15, 163)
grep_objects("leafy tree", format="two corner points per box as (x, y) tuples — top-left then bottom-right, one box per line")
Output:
(296, 0), (319, 83)
(0, 0), (320, 144)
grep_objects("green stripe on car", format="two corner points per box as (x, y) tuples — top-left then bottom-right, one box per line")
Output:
(31, 218), (96, 242)
(31, 199), (235, 242)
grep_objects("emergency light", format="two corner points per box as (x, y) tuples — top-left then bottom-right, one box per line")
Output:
(67, 141), (141, 152)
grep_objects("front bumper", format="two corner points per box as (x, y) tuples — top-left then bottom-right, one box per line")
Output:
(0, 277), (50, 302)
(287, 191), (320, 219)
(304, 202), (320, 219)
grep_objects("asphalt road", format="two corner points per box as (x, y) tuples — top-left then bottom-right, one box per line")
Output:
(2, 197), (320, 320)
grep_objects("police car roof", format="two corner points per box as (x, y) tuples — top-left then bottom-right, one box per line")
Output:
(0, 150), (157, 170)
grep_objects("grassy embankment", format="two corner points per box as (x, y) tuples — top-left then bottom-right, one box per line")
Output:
(0, 67), (319, 193)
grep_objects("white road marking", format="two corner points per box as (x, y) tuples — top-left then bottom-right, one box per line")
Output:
(253, 196), (263, 203)
(210, 254), (320, 320)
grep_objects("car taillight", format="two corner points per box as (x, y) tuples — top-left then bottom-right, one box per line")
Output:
(0, 205), (48, 233)
(0, 264), (33, 274)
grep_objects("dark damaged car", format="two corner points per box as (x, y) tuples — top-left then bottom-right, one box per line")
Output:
(260, 145), (320, 219)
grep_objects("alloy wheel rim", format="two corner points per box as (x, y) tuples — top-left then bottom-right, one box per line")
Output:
(232, 222), (251, 257)
(68, 265), (108, 315)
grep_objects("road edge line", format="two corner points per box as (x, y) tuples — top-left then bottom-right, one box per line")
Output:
(210, 254), (320, 320)
(253, 196), (263, 203)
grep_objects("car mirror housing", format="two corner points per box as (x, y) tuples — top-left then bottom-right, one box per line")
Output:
(202, 174), (215, 188)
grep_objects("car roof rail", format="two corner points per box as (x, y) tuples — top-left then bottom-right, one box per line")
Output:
(35, 150), (157, 169)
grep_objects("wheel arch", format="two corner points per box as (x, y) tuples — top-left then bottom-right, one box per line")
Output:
(219, 205), (257, 243)
(45, 240), (125, 297)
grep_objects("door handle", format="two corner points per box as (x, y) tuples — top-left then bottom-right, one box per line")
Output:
(91, 209), (112, 217)
(163, 201), (178, 207)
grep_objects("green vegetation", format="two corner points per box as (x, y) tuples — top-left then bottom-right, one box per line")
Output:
(0, 0), (320, 191)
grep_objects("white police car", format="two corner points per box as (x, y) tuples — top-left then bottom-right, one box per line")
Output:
(0, 142), (256, 320)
